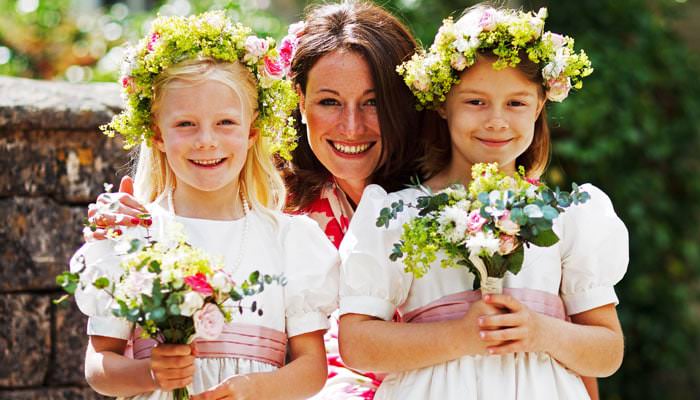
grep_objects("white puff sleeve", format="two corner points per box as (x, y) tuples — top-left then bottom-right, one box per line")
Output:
(339, 185), (415, 321)
(282, 215), (340, 337)
(560, 184), (629, 315)
(69, 240), (132, 340)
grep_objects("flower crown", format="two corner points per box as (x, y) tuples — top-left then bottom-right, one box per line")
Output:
(397, 7), (593, 109)
(101, 12), (301, 160)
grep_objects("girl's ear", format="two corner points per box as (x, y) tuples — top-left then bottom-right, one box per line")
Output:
(535, 96), (546, 119)
(152, 125), (166, 152)
(437, 103), (448, 120)
(248, 111), (259, 149)
(296, 83), (307, 124)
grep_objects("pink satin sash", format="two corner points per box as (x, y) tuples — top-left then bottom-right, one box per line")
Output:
(124, 323), (288, 367)
(402, 287), (568, 323)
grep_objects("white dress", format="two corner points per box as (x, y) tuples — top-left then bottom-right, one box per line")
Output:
(339, 184), (629, 400)
(71, 202), (339, 399)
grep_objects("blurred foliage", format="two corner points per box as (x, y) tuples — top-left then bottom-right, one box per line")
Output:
(540, 1), (700, 399)
(1, 0), (699, 399)
(0, 0), (288, 81)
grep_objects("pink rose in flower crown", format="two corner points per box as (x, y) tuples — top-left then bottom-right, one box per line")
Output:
(495, 210), (520, 235)
(546, 76), (572, 102)
(147, 32), (160, 52)
(467, 210), (487, 233)
(478, 9), (498, 31)
(497, 234), (519, 256)
(278, 35), (297, 71)
(120, 76), (136, 93)
(263, 56), (285, 79)
(193, 303), (225, 340)
(184, 272), (214, 297)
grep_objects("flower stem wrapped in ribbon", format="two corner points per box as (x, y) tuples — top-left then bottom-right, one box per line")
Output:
(57, 221), (285, 400)
(376, 163), (590, 294)
(397, 6), (593, 109)
(102, 11), (299, 160)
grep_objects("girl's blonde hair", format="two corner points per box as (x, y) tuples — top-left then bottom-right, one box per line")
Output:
(132, 58), (285, 218)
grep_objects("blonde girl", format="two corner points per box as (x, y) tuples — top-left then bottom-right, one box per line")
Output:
(71, 12), (337, 400)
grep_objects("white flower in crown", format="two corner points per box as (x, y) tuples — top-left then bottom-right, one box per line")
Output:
(202, 11), (227, 30)
(244, 36), (269, 63)
(454, 8), (484, 39)
(478, 8), (498, 31)
(543, 32), (567, 50)
(287, 21), (305, 37)
(542, 47), (570, 81)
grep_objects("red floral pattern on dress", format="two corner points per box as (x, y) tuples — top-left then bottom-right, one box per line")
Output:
(305, 196), (347, 248)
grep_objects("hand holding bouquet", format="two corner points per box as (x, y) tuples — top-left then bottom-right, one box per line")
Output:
(376, 163), (589, 294)
(57, 220), (284, 399)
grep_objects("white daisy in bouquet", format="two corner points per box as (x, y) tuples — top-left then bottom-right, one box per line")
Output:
(376, 163), (590, 294)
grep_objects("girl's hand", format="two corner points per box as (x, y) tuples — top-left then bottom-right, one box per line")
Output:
(459, 298), (504, 355)
(189, 375), (257, 400)
(84, 176), (148, 242)
(477, 293), (546, 355)
(149, 343), (196, 391)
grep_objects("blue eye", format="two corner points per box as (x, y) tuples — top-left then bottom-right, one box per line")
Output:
(219, 119), (238, 126)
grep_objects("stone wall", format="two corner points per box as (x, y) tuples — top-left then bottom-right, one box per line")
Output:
(0, 76), (129, 399)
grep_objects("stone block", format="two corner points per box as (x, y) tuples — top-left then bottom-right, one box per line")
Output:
(0, 294), (51, 387)
(0, 387), (108, 399)
(0, 129), (131, 203)
(0, 76), (130, 203)
(0, 76), (121, 131)
(48, 298), (89, 386)
(0, 198), (85, 291)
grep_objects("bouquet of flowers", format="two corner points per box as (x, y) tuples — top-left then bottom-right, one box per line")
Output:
(376, 163), (590, 294)
(57, 219), (284, 400)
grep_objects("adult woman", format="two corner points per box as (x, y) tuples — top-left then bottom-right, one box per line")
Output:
(85, 1), (423, 398)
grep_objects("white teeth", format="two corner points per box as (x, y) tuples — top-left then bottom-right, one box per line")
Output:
(331, 142), (372, 155)
(191, 158), (223, 166)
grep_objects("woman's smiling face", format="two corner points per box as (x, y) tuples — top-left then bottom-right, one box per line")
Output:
(299, 50), (382, 186)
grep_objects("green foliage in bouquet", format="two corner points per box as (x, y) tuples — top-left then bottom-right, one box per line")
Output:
(377, 163), (589, 288)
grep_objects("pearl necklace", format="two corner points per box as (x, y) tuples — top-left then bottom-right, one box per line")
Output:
(167, 188), (250, 272)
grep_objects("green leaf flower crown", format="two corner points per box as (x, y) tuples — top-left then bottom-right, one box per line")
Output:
(397, 6), (593, 109)
(101, 11), (300, 160)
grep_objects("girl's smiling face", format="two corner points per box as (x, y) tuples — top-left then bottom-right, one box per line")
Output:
(153, 79), (256, 199)
(439, 57), (545, 175)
